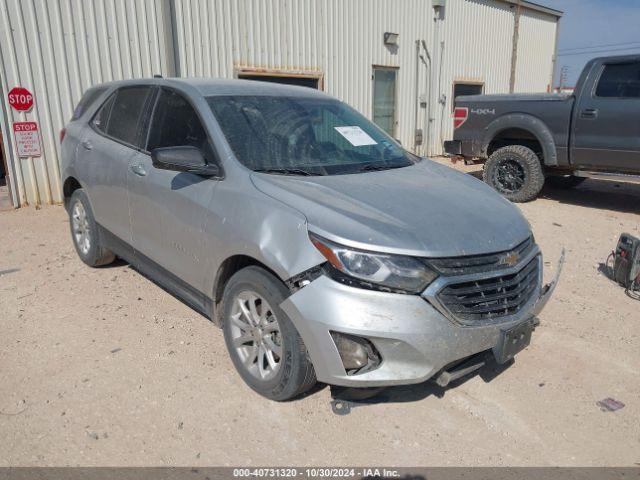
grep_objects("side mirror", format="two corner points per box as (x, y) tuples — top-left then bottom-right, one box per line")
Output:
(151, 146), (220, 177)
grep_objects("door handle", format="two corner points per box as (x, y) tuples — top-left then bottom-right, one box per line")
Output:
(580, 108), (598, 119)
(130, 164), (147, 177)
(81, 140), (93, 150)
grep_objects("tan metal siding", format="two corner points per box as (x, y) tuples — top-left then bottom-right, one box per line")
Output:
(0, 0), (172, 207)
(514, 8), (557, 92)
(432, 0), (558, 154)
(432, 0), (515, 155)
(0, 0), (558, 207)
(172, 0), (434, 154)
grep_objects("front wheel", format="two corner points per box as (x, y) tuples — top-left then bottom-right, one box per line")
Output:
(483, 145), (545, 202)
(222, 266), (316, 401)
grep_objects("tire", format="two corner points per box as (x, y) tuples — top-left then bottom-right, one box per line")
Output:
(221, 266), (316, 401)
(483, 145), (545, 202)
(68, 189), (116, 267)
(546, 175), (586, 189)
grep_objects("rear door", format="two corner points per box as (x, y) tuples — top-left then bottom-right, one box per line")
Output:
(572, 60), (640, 172)
(128, 87), (219, 294)
(77, 86), (152, 242)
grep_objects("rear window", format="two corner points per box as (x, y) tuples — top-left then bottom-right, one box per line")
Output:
(71, 87), (107, 120)
(595, 62), (640, 98)
(105, 87), (152, 146)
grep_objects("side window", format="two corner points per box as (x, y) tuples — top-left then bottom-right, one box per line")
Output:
(595, 62), (640, 98)
(92, 93), (116, 134)
(147, 89), (210, 154)
(105, 87), (152, 146)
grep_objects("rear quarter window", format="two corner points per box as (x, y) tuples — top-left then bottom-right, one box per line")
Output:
(92, 93), (116, 134)
(71, 87), (108, 120)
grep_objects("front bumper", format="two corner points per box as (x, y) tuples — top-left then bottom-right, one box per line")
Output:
(280, 249), (563, 388)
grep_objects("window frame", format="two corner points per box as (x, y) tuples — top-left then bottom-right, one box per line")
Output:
(371, 65), (399, 137)
(593, 61), (640, 100)
(142, 86), (224, 176)
(89, 85), (155, 152)
(235, 67), (323, 90)
(452, 81), (484, 112)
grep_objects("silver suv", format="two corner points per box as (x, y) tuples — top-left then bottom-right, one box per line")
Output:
(60, 79), (559, 400)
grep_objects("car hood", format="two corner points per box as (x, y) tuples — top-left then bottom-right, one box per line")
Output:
(250, 159), (531, 257)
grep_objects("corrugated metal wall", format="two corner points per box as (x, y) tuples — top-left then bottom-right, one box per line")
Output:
(514, 8), (557, 92)
(0, 0), (173, 207)
(171, 0), (434, 154)
(432, 0), (558, 154)
(0, 0), (559, 207)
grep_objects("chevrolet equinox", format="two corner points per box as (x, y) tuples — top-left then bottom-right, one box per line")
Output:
(60, 78), (560, 400)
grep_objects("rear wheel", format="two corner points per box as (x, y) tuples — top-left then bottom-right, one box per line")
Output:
(483, 145), (545, 202)
(68, 189), (115, 267)
(222, 266), (316, 401)
(546, 174), (586, 189)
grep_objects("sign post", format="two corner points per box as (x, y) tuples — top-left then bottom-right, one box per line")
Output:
(5, 86), (39, 207)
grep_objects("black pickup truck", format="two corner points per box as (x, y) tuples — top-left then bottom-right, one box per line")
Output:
(444, 54), (640, 202)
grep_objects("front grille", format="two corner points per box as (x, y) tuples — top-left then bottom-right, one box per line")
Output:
(437, 256), (540, 323)
(428, 236), (534, 276)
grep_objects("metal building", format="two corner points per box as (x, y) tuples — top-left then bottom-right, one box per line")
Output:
(0, 0), (561, 208)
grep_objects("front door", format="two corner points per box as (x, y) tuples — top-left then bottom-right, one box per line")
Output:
(128, 88), (218, 294)
(572, 60), (640, 172)
(372, 67), (398, 137)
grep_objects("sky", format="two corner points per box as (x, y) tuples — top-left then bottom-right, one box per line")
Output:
(542, 0), (640, 87)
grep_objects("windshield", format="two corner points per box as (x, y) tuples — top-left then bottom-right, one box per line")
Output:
(206, 95), (419, 175)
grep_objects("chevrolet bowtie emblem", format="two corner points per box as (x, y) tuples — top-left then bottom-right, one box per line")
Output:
(499, 251), (520, 267)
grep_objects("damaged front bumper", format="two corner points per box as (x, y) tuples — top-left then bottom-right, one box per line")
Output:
(280, 249), (564, 388)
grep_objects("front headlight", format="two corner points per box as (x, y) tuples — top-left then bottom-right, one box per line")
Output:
(309, 233), (438, 293)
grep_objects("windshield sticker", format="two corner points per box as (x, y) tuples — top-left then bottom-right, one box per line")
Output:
(334, 126), (377, 147)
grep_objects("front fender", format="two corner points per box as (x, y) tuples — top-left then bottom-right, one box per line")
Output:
(201, 178), (326, 298)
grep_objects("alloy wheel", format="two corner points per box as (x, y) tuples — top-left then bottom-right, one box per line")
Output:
(71, 201), (91, 255)
(493, 158), (526, 194)
(229, 291), (282, 381)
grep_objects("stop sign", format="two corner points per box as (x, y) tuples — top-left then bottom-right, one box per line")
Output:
(8, 87), (34, 111)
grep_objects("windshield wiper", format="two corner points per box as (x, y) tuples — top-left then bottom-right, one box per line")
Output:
(357, 163), (406, 173)
(254, 167), (320, 176)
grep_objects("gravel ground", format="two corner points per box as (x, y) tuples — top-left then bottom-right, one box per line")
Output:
(0, 160), (639, 466)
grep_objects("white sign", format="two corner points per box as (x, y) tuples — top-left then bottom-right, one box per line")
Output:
(334, 126), (377, 147)
(13, 121), (42, 157)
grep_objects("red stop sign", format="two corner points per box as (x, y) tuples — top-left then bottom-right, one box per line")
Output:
(8, 87), (34, 111)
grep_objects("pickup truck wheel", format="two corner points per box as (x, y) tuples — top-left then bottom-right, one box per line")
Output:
(222, 266), (317, 401)
(546, 175), (586, 189)
(68, 189), (116, 267)
(483, 145), (544, 202)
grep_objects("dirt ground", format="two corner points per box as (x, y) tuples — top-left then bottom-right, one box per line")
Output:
(1, 159), (639, 467)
